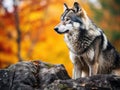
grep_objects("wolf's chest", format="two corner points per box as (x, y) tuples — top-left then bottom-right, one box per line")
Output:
(64, 32), (93, 53)
(64, 33), (80, 52)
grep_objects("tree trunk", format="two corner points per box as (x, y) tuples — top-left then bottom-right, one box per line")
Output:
(13, 0), (22, 62)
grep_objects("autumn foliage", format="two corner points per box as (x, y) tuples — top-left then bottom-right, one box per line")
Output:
(0, 0), (120, 77)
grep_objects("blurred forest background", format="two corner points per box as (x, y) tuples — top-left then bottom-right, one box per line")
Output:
(0, 0), (120, 76)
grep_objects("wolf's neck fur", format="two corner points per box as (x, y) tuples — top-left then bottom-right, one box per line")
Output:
(64, 20), (101, 55)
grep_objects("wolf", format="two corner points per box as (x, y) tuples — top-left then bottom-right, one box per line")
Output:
(54, 2), (120, 79)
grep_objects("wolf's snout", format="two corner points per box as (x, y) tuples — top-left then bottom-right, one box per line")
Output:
(54, 27), (58, 31)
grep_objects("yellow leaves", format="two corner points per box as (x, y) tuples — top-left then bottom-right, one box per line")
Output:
(21, 37), (31, 58)
(29, 11), (44, 21)
(47, 3), (63, 18)
(0, 0), (94, 77)
(0, 52), (18, 63)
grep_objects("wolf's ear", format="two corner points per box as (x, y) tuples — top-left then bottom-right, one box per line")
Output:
(73, 2), (81, 13)
(63, 3), (68, 11)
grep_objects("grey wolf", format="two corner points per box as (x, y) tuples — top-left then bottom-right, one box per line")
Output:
(54, 2), (120, 79)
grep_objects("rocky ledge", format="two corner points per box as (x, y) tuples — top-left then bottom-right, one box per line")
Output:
(0, 60), (120, 90)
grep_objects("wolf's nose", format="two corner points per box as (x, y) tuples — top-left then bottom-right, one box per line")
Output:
(54, 27), (58, 31)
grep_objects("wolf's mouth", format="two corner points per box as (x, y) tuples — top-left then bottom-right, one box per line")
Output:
(55, 30), (69, 34)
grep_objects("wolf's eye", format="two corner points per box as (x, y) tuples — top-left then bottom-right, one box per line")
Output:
(66, 18), (70, 21)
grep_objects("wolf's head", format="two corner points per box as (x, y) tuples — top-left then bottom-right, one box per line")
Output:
(54, 2), (90, 34)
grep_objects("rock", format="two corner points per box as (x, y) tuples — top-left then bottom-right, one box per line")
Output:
(0, 61), (70, 90)
(0, 60), (120, 90)
(0, 70), (12, 90)
(45, 74), (120, 90)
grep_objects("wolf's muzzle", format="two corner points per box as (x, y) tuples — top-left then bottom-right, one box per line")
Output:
(54, 27), (69, 34)
(54, 27), (58, 32)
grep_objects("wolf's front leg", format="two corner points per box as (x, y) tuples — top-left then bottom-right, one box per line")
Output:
(89, 62), (99, 76)
(73, 63), (82, 79)
(73, 61), (89, 78)
(70, 52), (82, 79)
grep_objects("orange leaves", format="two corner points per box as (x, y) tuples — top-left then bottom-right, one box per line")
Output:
(0, 0), (94, 77)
